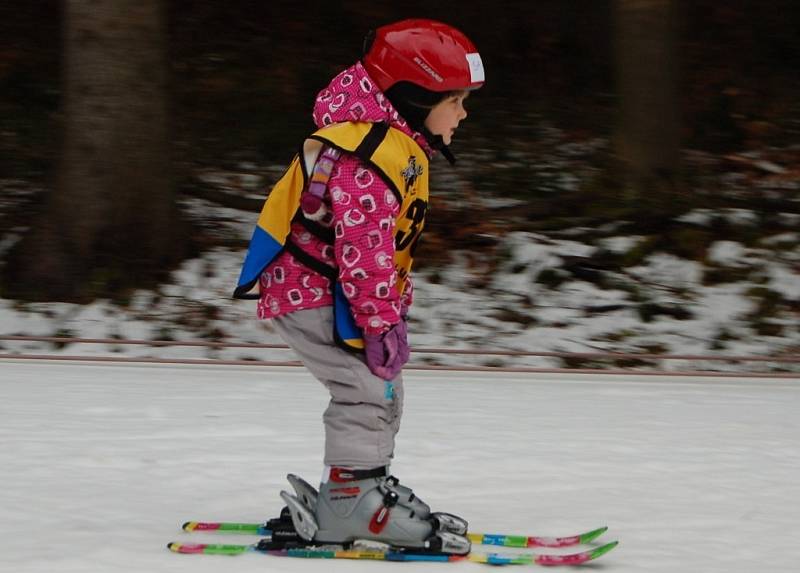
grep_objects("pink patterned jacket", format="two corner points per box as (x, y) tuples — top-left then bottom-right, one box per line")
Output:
(257, 62), (432, 335)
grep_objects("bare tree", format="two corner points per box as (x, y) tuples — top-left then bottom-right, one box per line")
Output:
(3, 0), (182, 301)
(614, 0), (682, 207)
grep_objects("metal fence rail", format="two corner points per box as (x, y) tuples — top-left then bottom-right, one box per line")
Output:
(1, 335), (798, 378)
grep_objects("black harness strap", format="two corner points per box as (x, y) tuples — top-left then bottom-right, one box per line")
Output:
(354, 122), (390, 162)
(284, 241), (338, 282)
(329, 466), (388, 483)
(292, 211), (335, 244)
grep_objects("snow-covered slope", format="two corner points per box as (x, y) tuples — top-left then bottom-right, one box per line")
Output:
(2, 361), (798, 572)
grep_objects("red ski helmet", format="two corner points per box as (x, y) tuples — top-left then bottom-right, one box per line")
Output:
(363, 19), (485, 94)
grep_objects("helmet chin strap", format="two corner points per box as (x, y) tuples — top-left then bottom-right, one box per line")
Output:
(420, 127), (457, 165)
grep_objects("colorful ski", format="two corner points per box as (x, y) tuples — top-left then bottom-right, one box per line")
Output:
(468, 526), (608, 548)
(183, 521), (272, 536)
(182, 521), (608, 549)
(168, 539), (619, 566)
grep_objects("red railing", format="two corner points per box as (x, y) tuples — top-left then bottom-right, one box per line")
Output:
(0, 335), (798, 378)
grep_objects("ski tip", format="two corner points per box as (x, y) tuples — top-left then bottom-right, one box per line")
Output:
(581, 525), (609, 543)
(168, 542), (213, 555)
(536, 540), (619, 566)
(182, 521), (195, 531)
(591, 540), (619, 560)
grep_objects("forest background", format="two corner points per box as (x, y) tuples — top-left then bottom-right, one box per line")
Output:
(0, 1), (798, 367)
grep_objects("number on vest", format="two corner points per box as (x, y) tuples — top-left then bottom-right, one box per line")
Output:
(395, 198), (427, 253)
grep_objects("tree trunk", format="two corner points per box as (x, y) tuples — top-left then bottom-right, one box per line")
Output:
(3, 0), (181, 302)
(614, 0), (682, 207)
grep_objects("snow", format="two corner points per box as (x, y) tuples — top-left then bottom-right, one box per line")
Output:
(707, 241), (749, 267)
(676, 208), (760, 227)
(1, 191), (799, 371)
(628, 253), (705, 287)
(596, 235), (647, 254)
(1, 360), (798, 572)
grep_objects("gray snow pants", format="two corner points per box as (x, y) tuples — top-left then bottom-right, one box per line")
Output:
(272, 307), (404, 469)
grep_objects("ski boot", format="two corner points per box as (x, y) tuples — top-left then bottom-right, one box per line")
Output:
(287, 471), (468, 536)
(373, 475), (468, 536)
(281, 468), (470, 555)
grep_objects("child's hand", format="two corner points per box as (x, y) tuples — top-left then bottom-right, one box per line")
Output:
(363, 320), (409, 381)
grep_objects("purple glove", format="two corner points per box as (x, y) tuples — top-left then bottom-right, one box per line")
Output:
(363, 320), (410, 380)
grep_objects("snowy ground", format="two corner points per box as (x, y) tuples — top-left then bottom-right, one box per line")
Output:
(2, 360), (798, 572)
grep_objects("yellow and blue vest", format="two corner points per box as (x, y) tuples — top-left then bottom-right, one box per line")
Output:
(234, 122), (429, 351)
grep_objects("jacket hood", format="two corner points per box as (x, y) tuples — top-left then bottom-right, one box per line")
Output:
(312, 62), (432, 156)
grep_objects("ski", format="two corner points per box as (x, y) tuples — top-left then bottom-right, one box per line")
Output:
(468, 526), (608, 548)
(183, 521), (271, 535)
(167, 539), (619, 566)
(182, 520), (608, 549)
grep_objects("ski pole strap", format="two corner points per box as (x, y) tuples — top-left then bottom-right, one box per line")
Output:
(329, 466), (388, 483)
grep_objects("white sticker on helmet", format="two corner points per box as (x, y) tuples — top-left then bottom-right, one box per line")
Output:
(466, 53), (485, 83)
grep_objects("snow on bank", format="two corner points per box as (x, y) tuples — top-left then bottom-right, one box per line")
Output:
(1, 210), (798, 374)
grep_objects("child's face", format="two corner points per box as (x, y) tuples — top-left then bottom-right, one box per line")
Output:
(424, 91), (469, 146)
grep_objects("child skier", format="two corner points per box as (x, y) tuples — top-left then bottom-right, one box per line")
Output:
(234, 18), (484, 554)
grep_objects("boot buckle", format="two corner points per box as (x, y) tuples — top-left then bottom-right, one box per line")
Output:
(368, 490), (399, 533)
